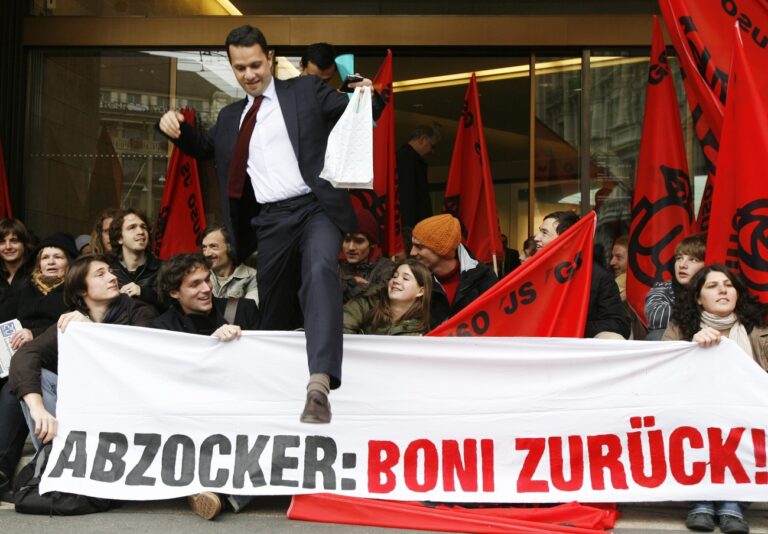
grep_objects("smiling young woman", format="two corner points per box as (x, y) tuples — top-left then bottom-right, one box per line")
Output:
(343, 258), (432, 336)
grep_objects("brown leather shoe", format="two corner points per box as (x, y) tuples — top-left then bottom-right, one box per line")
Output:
(188, 491), (222, 520)
(300, 390), (332, 424)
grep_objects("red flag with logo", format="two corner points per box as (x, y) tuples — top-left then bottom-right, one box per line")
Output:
(350, 50), (403, 256)
(658, 0), (768, 230)
(443, 73), (503, 266)
(429, 212), (595, 338)
(627, 16), (694, 325)
(154, 108), (206, 260)
(706, 27), (768, 304)
(0, 141), (12, 219)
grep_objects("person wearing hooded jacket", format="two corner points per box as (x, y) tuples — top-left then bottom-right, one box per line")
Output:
(409, 214), (497, 329)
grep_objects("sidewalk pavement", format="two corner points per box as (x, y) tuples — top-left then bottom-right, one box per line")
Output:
(2, 495), (768, 533)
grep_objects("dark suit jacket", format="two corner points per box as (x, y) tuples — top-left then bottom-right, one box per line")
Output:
(168, 75), (384, 258)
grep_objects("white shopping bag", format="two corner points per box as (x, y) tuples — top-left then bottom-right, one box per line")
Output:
(319, 86), (374, 189)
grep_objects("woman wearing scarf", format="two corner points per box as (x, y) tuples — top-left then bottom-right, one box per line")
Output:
(663, 264), (768, 534)
(0, 233), (79, 350)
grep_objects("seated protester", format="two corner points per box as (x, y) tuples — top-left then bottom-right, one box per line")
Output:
(645, 233), (706, 340)
(0, 233), (77, 488)
(0, 218), (35, 304)
(610, 235), (646, 340)
(0, 233), (79, 350)
(410, 214), (497, 328)
(89, 207), (119, 255)
(108, 208), (162, 310)
(200, 224), (259, 304)
(518, 236), (537, 264)
(152, 252), (259, 521)
(153, 253), (259, 336)
(9, 254), (158, 448)
(534, 212), (630, 339)
(343, 258), (431, 335)
(662, 264), (767, 534)
(340, 207), (395, 303)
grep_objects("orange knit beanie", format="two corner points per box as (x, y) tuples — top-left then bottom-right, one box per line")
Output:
(412, 214), (461, 257)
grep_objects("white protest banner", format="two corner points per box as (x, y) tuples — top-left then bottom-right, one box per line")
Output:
(41, 323), (768, 503)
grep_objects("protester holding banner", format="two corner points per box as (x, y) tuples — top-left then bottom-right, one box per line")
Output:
(340, 207), (395, 303)
(343, 258), (431, 335)
(9, 254), (157, 448)
(199, 224), (259, 303)
(153, 253), (259, 338)
(534, 211), (629, 339)
(409, 214), (497, 328)
(152, 252), (259, 520)
(107, 208), (162, 311)
(662, 264), (768, 534)
(644, 233), (706, 340)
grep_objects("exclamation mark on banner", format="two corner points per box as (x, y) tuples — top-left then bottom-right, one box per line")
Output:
(751, 428), (768, 484)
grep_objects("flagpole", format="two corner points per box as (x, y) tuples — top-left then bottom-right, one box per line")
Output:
(492, 253), (498, 277)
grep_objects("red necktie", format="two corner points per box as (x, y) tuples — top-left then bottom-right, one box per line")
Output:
(227, 95), (264, 199)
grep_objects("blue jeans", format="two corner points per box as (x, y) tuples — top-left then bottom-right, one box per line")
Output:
(689, 501), (748, 519)
(20, 369), (58, 450)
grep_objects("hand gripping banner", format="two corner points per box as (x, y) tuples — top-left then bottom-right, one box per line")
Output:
(42, 322), (768, 502)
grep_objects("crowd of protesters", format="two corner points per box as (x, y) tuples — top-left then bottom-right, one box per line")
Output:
(0, 23), (764, 533)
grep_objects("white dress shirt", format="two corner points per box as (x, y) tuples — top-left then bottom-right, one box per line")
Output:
(241, 79), (312, 203)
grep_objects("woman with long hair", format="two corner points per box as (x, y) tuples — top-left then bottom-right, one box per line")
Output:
(645, 233), (706, 340)
(0, 218), (34, 302)
(343, 258), (432, 335)
(663, 264), (767, 534)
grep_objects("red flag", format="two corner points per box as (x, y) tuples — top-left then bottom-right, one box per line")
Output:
(0, 141), (13, 219)
(429, 212), (595, 338)
(706, 27), (768, 304)
(288, 494), (617, 534)
(443, 73), (503, 266)
(88, 126), (123, 223)
(626, 16), (694, 325)
(658, 0), (768, 229)
(154, 108), (206, 260)
(350, 50), (403, 257)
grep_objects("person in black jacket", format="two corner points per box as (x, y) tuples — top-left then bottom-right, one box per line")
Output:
(8, 254), (157, 449)
(533, 211), (630, 339)
(108, 208), (162, 311)
(396, 125), (440, 230)
(152, 253), (259, 521)
(0, 218), (35, 304)
(153, 253), (259, 338)
(410, 214), (497, 329)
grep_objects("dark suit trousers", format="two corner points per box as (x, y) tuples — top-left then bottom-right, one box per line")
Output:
(254, 197), (343, 389)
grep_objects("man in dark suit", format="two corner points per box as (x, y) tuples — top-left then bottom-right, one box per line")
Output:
(158, 25), (383, 424)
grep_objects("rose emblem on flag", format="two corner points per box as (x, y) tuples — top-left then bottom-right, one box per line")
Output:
(730, 199), (768, 293)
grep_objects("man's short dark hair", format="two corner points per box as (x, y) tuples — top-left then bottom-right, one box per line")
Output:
(543, 211), (580, 235)
(408, 124), (440, 142)
(64, 253), (112, 310)
(156, 253), (208, 305)
(300, 42), (336, 71)
(225, 25), (269, 62)
(198, 223), (235, 259)
(108, 208), (151, 253)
